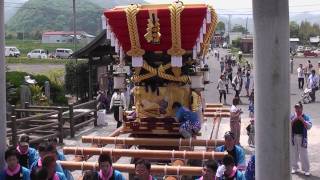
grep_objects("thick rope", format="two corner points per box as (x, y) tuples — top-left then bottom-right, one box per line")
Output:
(167, 1), (186, 56)
(125, 4), (145, 57)
(201, 6), (218, 58)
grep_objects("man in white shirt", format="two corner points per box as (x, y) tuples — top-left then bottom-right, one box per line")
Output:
(297, 64), (305, 90)
(110, 90), (127, 128)
(308, 70), (319, 102)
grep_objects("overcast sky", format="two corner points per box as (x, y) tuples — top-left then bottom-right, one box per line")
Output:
(146, 0), (320, 15)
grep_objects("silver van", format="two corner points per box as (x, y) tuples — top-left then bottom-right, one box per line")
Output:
(55, 48), (73, 59)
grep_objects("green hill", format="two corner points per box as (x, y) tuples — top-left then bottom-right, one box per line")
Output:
(91, 0), (147, 8)
(6, 0), (103, 35)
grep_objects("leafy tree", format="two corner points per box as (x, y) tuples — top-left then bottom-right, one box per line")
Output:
(231, 24), (248, 34)
(216, 21), (225, 34)
(289, 21), (299, 38)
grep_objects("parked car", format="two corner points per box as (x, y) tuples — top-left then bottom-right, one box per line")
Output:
(27, 49), (48, 59)
(304, 47), (312, 51)
(5, 46), (20, 57)
(312, 49), (320, 55)
(296, 46), (304, 52)
(55, 48), (73, 59)
(304, 50), (318, 57)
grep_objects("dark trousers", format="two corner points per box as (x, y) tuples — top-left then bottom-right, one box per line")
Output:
(113, 106), (122, 128)
(298, 78), (304, 89)
(219, 90), (226, 103)
(235, 90), (241, 98)
(310, 88), (317, 102)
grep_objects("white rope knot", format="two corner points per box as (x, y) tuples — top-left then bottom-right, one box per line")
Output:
(164, 164), (168, 177)
(81, 161), (85, 174)
(75, 147), (78, 155)
(211, 151), (215, 160)
(176, 165), (181, 176)
(183, 150), (186, 160)
(81, 148), (84, 156)
(172, 149), (175, 160)
(189, 138), (192, 147)
(179, 138), (182, 148)
(100, 147), (103, 154)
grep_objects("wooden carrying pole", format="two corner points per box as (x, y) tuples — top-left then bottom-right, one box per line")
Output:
(59, 161), (203, 176)
(205, 103), (223, 108)
(82, 136), (224, 147)
(203, 112), (230, 118)
(204, 108), (230, 112)
(63, 147), (226, 160)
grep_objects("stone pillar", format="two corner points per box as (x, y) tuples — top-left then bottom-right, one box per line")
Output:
(88, 57), (93, 100)
(253, 0), (290, 179)
(0, 0), (6, 169)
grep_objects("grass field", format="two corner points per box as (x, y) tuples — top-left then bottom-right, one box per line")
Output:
(5, 57), (70, 64)
(5, 39), (84, 56)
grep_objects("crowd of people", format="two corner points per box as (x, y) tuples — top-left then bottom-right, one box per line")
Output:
(296, 60), (320, 102)
(0, 135), (72, 180)
(0, 133), (163, 180)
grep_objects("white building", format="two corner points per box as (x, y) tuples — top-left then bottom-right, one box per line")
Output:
(41, 31), (95, 44)
(228, 32), (243, 44)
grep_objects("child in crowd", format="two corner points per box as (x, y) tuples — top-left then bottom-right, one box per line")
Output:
(134, 159), (156, 180)
(248, 90), (254, 119)
(16, 134), (38, 169)
(216, 155), (245, 180)
(0, 148), (30, 180)
(197, 160), (218, 180)
(41, 155), (67, 180)
(97, 154), (125, 180)
(246, 119), (255, 147)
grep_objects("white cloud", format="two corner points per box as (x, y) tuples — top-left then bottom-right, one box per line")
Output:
(145, 0), (320, 15)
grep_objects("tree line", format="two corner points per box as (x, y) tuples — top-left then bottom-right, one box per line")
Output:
(290, 20), (320, 44)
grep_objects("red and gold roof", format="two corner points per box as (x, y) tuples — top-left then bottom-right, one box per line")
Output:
(103, 2), (218, 58)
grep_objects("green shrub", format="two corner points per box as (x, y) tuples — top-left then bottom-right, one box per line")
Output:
(6, 71), (29, 87)
(65, 61), (89, 101)
(6, 71), (67, 106)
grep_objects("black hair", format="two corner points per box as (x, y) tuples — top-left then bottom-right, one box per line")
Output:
(222, 155), (235, 166)
(31, 168), (49, 180)
(5, 147), (18, 160)
(46, 142), (57, 153)
(224, 131), (235, 140)
(232, 98), (239, 106)
(38, 142), (48, 153)
(172, 102), (182, 110)
(311, 69), (316, 74)
(48, 138), (58, 143)
(205, 160), (218, 172)
(19, 134), (30, 143)
(83, 170), (99, 180)
(42, 155), (56, 168)
(134, 159), (151, 170)
(98, 154), (112, 166)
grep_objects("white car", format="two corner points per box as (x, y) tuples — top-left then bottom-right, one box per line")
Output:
(5, 46), (20, 57)
(27, 49), (48, 59)
(312, 49), (320, 55)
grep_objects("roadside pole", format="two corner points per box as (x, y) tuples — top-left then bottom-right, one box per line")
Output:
(0, 0), (7, 169)
(253, 0), (290, 179)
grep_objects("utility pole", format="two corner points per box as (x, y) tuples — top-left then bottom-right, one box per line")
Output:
(245, 17), (248, 36)
(253, 0), (290, 179)
(73, 0), (77, 52)
(228, 14), (232, 45)
(0, 0), (7, 169)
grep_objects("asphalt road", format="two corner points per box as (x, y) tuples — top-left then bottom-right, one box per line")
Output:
(17, 50), (319, 179)
(207, 49), (320, 179)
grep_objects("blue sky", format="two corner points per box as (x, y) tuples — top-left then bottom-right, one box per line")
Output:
(146, 0), (320, 15)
